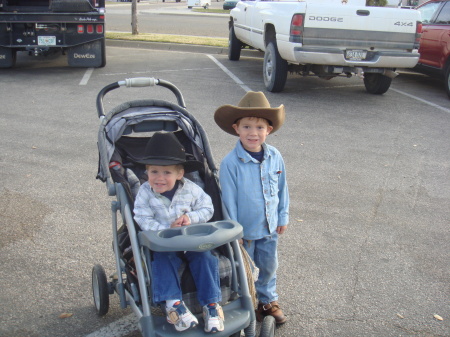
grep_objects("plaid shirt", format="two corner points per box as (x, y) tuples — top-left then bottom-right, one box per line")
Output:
(134, 178), (214, 231)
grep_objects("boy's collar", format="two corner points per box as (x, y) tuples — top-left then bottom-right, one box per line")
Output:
(236, 141), (269, 162)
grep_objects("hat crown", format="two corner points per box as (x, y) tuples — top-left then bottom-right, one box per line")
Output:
(238, 91), (271, 109)
(144, 132), (186, 163)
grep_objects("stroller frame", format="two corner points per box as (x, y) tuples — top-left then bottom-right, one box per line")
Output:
(93, 78), (262, 337)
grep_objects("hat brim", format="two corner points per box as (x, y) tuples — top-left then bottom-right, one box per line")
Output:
(137, 158), (203, 173)
(214, 105), (285, 136)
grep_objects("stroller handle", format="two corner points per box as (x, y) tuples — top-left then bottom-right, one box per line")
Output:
(96, 77), (186, 118)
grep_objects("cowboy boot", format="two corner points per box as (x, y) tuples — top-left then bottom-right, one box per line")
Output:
(256, 301), (287, 324)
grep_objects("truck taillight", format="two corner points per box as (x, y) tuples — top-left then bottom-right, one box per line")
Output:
(87, 24), (94, 34)
(415, 21), (422, 49)
(96, 24), (103, 34)
(77, 25), (84, 34)
(290, 14), (304, 43)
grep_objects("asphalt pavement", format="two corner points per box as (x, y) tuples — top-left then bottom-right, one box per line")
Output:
(1, 2), (449, 337)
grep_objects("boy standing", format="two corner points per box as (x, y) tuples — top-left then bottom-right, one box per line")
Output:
(134, 132), (225, 333)
(214, 92), (289, 324)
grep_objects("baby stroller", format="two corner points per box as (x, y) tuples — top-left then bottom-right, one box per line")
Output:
(93, 77), (276, 337)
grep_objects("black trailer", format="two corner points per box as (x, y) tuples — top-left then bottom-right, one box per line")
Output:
(0, 0), (105, 68)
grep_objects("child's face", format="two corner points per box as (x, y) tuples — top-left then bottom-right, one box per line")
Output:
(232, 117), (273, 152)
(147, 165), (184, 194)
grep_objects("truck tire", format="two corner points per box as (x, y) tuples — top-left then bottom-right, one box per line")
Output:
(50, 0), (94, 13)
(363, 73), (392, 95)
(67, 39), (106, 68)
(0, 47), (16, 68)
(445, 63), (450, 98)
(228, 25), (241, 61)
(263, 41), (288, 92)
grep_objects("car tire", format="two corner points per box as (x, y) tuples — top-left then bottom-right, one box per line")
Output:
(263, 41), (288, 92)
(363, 73), (392, 95)
(444, 63), (450, 98)
(228, 25), (242, 61)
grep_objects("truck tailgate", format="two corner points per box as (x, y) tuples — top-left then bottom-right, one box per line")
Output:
(303, 4), (421, 50)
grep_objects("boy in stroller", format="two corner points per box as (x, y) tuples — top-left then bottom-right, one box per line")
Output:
(133, 132), (225, 333)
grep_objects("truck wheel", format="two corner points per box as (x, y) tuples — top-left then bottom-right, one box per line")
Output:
(50, 0), (94, 12)
(263, 41), (288, 92)
(363, 73), (392, 95)
(99, 38), (106, 68)
(444, 64), (450, 98)
(228, 25), (241, 61)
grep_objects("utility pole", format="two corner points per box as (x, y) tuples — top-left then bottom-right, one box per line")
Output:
(132, 0), (139, 35)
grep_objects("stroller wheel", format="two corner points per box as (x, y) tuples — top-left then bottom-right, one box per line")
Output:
(259, 315), (276, 337)
(92, 264), (110, 316)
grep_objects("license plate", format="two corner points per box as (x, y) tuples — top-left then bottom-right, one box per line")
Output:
(38, 36), (56, 46)
(345, 49), (367, 61)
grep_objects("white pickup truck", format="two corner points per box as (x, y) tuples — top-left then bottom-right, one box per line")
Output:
(228, 0), (422, 94)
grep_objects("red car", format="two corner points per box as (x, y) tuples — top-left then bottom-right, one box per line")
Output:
(415, 0), (450, 97)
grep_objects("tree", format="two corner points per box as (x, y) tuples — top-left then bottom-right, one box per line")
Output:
(132, 0), (139, 35)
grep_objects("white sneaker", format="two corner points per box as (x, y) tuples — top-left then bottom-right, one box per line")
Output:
(166, 301), (198, 332)
(203, 303), (224, 333)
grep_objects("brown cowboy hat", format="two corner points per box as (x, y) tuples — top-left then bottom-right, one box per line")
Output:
(214, 91), (285, 136)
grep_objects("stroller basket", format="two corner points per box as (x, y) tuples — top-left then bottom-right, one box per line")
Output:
(92, 78), (259, 337)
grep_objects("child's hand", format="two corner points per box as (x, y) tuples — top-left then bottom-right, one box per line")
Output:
(276, 225), (287, 235)
(171, 214), (191, 227)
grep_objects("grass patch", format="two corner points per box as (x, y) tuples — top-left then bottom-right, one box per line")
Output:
(106, 31), (228, 47)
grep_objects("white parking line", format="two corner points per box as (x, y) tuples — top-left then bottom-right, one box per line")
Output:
(85, 314), (137, 337)
(391, 88), (450, 114)
(207, 54), (252, 92)
(80, 68), (94, 85)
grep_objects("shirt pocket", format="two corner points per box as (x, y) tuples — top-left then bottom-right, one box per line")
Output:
(269, 172), (280, 196)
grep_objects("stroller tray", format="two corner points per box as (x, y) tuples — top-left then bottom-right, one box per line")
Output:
(138, 221), (243, 252)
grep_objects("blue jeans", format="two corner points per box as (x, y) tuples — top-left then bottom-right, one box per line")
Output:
(151, 251), (222, 306)
(243, 232), (279, 304)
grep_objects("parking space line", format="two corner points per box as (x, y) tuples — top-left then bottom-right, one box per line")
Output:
(392, 88), (450, 114)
(80, 68), (94, 85)
(207, 54), (252, 92)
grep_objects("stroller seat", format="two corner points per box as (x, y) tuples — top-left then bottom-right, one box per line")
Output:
(105, 127), (234, 314)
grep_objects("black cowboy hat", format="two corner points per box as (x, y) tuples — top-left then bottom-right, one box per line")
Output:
(137, 132), (203, 173)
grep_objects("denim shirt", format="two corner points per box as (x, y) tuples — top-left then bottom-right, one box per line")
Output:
(219, 140), (289, 240)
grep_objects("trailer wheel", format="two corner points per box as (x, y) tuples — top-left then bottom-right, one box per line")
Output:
(92, 264), (110, 316)
(259, 315), (276, 337)
(50, 0), (94, 12)
(263, 41), (288, 92)
(228, 25), (242, 61)
(363, 73), (392, 95)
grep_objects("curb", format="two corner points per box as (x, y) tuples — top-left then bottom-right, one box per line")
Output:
(106, 38), (262, 57)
